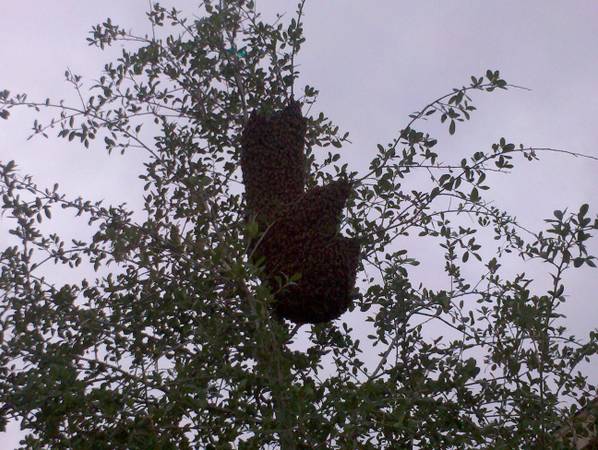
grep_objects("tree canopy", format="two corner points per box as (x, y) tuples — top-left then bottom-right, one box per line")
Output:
(1, 1), (597, 448)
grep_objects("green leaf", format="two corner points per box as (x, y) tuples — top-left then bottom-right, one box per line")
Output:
(246, 220), (259, 239)
(579, 203), (589, 218)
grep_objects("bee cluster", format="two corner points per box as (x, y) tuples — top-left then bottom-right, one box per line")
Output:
(241, 101), (360, 324)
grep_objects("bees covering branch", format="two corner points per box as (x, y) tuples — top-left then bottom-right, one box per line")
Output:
(240, 101), (360, 324)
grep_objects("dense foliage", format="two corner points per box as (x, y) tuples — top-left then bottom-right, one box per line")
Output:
(1, 1), (597, 448)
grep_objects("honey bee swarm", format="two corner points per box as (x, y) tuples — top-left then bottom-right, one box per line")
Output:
(241, 101), (360, 324)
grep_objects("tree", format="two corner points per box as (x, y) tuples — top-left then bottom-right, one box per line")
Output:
(1, 1), (597, 448)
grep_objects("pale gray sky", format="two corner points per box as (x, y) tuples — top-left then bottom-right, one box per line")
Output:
(1, 1), (597, 446)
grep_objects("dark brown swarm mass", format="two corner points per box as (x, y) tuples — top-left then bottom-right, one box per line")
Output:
(240, 101), (361, 324)
(240, 100), (306, 226)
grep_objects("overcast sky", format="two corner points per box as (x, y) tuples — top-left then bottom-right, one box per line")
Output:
(1, 1), (597, 446)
